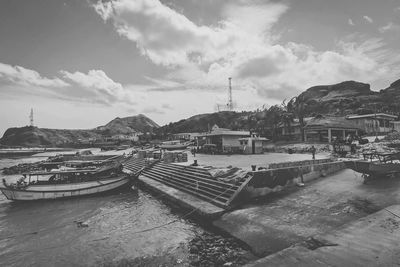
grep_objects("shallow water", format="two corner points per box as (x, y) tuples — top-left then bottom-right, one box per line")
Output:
(0, 154), (199, 267)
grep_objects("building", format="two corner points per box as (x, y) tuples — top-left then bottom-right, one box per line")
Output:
(391, 121), (400, 132)
(278, 117), (314, 141)
(110, 133), (142, 142)
(304, 116), (361, 143)
(171, 132), (204, 140)
(197, 125), (250, 153)
(239, 135), (269, 154)
(346, 113), (397, 135)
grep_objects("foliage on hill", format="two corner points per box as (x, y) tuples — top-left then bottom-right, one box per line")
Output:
(0, 114), (159, 147)
(2, 78), (400, 146)
(157, 79), (400, 140)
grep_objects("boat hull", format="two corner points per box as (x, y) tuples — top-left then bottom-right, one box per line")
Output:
(0, 175), (132, 201)
(344, 160), (400, 177)
(159, 144), (188, 150)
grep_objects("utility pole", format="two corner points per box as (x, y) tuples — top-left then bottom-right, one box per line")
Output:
(29, 108), (34, 127)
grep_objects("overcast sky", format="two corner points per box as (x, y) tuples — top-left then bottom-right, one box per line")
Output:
(1, 0), (400, 135)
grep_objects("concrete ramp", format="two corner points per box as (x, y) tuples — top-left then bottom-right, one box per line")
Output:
(247, 205), (400, 266)
(122, 158), (148, 174)
(140, 162), (252, 209)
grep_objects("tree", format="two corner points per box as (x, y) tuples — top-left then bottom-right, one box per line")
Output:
(287, 96), (307, 141)
(263, 105), (284, 141)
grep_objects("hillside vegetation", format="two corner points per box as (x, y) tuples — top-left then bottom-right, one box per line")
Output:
(0, 114), (159, 147)
(2, 78), (400, 146)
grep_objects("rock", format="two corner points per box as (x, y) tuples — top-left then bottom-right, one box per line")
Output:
(189, 246), (199, 253)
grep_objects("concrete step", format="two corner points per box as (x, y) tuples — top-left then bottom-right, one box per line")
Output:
(156, 163), (240, 189)
(142, 172), (229, 207)
(144, 168), (233, 199)
(123, 158), (147, 173)
(149, 165), (238, 194)
(140, 161), (253, 209)
(143, 171), (231, 204)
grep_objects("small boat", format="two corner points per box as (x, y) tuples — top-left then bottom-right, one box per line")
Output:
(0, 163), (131, 201)
(160, 140), (190, 150)
(344, 152), (400, 183)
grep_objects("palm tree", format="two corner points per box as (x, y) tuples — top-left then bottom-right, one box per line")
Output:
(287, 96), (307, 141)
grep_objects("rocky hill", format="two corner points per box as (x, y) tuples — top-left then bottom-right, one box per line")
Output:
(157, 79), (400, 135)
(295, 80), (400, 117)
(0, 114), (159, 147)
(95, 114), (160, 135)
(2, 78), (400, 146)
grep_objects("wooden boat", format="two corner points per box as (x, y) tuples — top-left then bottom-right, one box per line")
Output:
(344, 152), (400, 183)
(160, 140), (190, 150)
(0, 163), (131, 201)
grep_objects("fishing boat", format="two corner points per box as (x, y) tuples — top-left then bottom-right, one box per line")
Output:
(0, 163), (131, 201)
(344, 152), (400, 183)
(160, 140), (190, 150)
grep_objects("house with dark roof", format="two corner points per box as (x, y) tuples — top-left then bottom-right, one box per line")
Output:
(304, 115), (362, 143)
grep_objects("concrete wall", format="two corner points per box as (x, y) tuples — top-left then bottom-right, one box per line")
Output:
(243, 160), (345, 198)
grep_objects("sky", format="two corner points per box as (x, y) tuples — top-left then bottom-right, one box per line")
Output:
(0, 0), (400, 136)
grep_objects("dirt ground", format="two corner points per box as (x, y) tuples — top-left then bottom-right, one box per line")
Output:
(182, 152), (328, 170)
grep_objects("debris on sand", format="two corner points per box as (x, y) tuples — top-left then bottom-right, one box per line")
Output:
(188, 231), (254, 267)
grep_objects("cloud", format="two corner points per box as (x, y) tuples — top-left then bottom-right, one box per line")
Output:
(0, 62), (135, 106)
(348, 18), (355, 26)
(0, 62), (68, 88)
(142, 106), (165, 114)
(379, 22), (400, 33)
(93, 0), (288, 67)
(60, 69), (133, 105)
(161, 103), (173, 110)
(363, 15), (373, 24)
(94, 0), (400, 103)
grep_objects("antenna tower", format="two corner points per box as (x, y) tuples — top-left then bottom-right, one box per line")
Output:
(228, 77), (233, 111)
(29, 108), (34, 127)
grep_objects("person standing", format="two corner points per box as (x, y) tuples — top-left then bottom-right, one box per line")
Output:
(311, 145), (316, 160)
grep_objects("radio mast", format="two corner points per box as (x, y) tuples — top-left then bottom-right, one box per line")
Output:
(228, 77), (233, 111)
(29, 108), (34, 127)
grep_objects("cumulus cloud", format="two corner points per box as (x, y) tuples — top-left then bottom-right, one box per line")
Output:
(363, 15), (373, 24)
(379, 22), (400, 33)
(94, 0), (400, 102)
(60, 69), (133, 105)
(0, 62), (68, 88)
(348, 18), (355, 26)
(0, 62), (135, 106)
(94, 0), (288, 67)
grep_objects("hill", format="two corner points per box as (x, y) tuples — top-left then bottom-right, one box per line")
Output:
(2, 78), (400, 146)
(0, 114), (159, 147)
(156, 111), (252, 135)
(95, 114), (160, 135)
(294, 80), (400, 117)
(157, 79), (400, 136)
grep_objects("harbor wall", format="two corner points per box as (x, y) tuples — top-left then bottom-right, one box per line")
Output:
(243, 160), (345, 198)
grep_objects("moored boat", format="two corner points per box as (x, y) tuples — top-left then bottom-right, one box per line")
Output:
(344, 152), (400, 183)
(160, 140), (190, 150)
(0, 163), (132, 201)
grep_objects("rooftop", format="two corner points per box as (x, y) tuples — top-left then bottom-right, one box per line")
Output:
(346, 113), (398, 120)
(305, 115), (361, 130)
